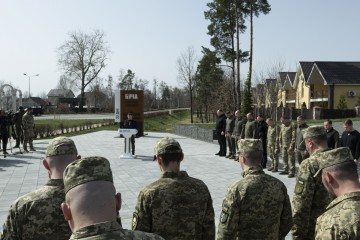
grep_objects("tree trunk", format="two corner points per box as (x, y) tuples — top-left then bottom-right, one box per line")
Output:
(236, 6), (241, 110)
(249, 4), (254, 87)
(190, 86), (193, 123)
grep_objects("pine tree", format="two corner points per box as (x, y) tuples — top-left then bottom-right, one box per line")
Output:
(241, 73), (253, 114)
(337, 95), (348, 109)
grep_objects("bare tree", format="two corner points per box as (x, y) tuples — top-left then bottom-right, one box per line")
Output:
(177, 46), (197, 123)
(57, 29), (110, 109)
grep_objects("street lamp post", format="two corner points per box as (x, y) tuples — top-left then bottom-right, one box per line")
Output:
(23, 73), (39, 97)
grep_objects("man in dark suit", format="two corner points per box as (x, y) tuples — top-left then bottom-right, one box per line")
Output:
(123, 113), (138, 155)
(216, 109), (227, 157)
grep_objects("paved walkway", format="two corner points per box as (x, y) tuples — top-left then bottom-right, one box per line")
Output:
(0, 131), (297, 238)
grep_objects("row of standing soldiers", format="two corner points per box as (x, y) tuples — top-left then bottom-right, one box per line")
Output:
(216, 109), (341, 178)
(0, 106), (35, 154)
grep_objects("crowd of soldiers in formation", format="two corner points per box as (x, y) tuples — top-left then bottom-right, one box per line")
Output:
(0, 106), (37, 155)
(1, 111), (360, 239)
(215, 109), (360, 239)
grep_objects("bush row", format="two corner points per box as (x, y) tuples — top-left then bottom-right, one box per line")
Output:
(33, 119), (115, 139)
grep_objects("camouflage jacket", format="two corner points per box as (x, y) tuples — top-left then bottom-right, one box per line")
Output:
(22, 112), (34, 132)
(132, 171), (215, 240)
(70, 221), (164, 240)
(279, 122), (296, 149)
(1, 179), (71, 240)
(315, 192), (360, 240)
(217, 166), (292, 240)
(291, 148), (332, 240)
(267, 124), (280, 150)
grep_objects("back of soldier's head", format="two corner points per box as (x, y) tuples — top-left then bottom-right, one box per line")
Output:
(302, 126), (327, 146)
(327, 161), (358, 181)
(45, 137), (78, 171)
(238, 139), (263, 164)
(63, 157), (117, 221)
(154, 137), (184, 166)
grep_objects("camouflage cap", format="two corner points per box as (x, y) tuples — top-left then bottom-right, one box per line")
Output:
(313, 147), (354, 177)
(46, 137), (78, 157)
(302, 125), (326, 139)
(238, 139), (263, 153)
(63, 156), (113, 193)
(153, 137), (182, 160)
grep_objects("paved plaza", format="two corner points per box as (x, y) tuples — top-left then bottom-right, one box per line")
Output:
(0, 130), (298, 237)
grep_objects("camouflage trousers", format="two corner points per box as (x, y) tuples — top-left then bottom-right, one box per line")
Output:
(268, 146), (279, 170)
(23, 130), (34, 150)
(281, 147), (295, 174)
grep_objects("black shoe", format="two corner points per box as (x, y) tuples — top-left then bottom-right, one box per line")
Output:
(219, 154), (226, 157)
(288, 173), (295, 178)
(279, 171), (289, 175)
(13, 145), (19, 148)
(215, 152), (220, 155)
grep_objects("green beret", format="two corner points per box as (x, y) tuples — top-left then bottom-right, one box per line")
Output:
(63, 156), (113, 193)
(238, 139), (263, 153)
(46, 137), (78, 157)
(302, 125), (326, 139)
(154, 137), (183, 160)
(313, 147), (354, 177)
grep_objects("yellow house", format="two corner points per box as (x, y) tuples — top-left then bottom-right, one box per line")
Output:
(307, 62), (360, 109)
(293, 62), (313, 109)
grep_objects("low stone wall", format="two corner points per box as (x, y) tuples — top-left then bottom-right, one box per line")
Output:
(175, 124), (214, 143)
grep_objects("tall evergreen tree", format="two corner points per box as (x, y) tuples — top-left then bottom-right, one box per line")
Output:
(195, 47), (224, 122)
(241, 72), (253, 114)
(205, 0), (248, 108)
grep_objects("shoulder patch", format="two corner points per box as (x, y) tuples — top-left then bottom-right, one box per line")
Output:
(294, 178), (306, 194)
(220, 203), (230, 223)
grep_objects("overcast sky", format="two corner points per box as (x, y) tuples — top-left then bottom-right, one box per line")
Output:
(1, 0), (359, 97)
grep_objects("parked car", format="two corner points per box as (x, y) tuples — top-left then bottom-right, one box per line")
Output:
(32, 107), (44, 116)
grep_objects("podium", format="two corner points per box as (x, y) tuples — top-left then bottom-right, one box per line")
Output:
(118, 128), (138, 159)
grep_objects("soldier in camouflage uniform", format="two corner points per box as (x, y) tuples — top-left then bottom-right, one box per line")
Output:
(22, 107), (35, 152)
(62, 156), (164, 240)
(225, 111), (236, 159)
(242, 112), (257, 139)
(314, 147), (360, 239)
(217, 139), (292, 239)
(266, 118), (280, 172)
(291, 125), (332, 240)
(12, 106), (25, 148)
(279, 115), (296, 178)
(132, 137), (215, 239)
(1, 137), (80, 240)
(232, 110), (245, 161)
(295, 115), (309, 164)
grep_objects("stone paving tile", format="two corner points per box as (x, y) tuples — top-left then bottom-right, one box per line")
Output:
(0, 130), (300, 239)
